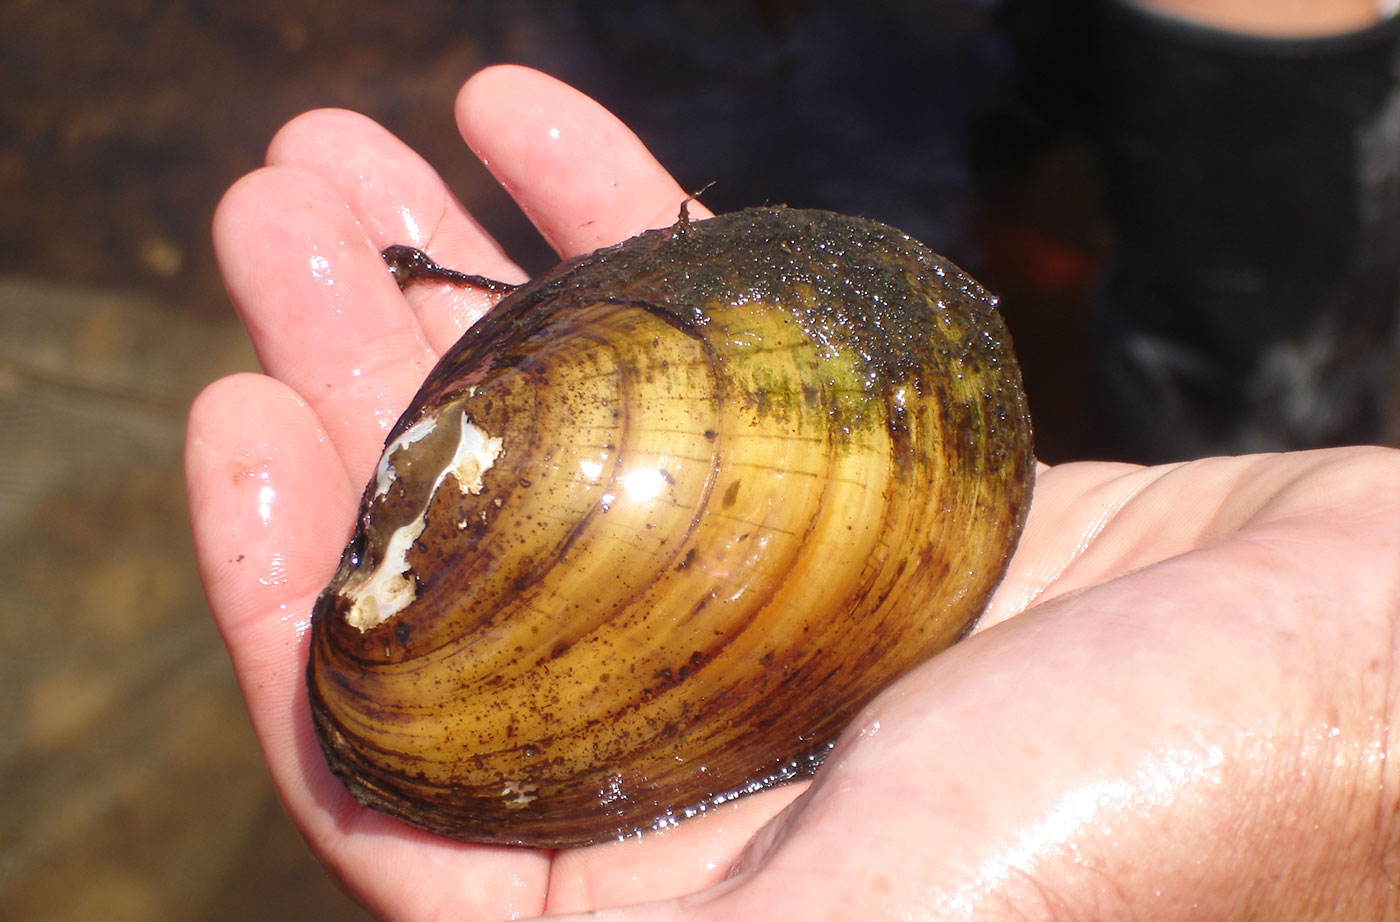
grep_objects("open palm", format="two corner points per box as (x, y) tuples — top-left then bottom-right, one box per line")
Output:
(186, 65), (1400, 921)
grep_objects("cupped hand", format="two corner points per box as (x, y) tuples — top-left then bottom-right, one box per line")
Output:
(186, 64), (1400, 921)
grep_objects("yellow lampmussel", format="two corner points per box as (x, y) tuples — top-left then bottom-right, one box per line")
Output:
(307, 206), (1034, 847)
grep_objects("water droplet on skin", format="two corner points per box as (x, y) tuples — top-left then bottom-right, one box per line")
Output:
(256, 484), (275, 525)
(308, 253), (333, 284)
(259, 553), (290, 587)
(394, 206), (423, 243)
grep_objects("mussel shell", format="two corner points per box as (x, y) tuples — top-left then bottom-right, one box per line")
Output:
(307, 206), (1033, 847)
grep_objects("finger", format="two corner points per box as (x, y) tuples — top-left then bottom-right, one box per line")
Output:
(981, 449), (1386, 633)
(267, 108), (526, 352)
(185, 373), (355, 648)
(980, 458), (1150, 629)
(185, 373), (551, 921)
(185, 372), (359, 820)
(213, 165), (438, 482)
(457, 64), (714, 258)
(544, 785), (807, 914)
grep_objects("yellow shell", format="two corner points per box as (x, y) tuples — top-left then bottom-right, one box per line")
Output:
(307, 207), (1034, 847)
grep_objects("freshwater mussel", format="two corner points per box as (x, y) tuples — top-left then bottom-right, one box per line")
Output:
(307, 205), (1034, 847)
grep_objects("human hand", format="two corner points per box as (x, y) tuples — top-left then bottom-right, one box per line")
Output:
(186, 64), (1400, 921)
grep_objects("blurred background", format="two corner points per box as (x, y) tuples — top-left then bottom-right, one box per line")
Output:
(2, 0), (1393, 919)
(0, 4), (1079, 918)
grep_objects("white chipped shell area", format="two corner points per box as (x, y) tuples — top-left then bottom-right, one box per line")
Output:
(343, 411), (503, 633)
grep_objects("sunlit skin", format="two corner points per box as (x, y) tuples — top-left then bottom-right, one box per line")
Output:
(186, 65), (1400, 920)
(1132, 0), (1389, 36)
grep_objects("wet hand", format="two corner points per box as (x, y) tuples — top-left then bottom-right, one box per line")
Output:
(186, 64), (1400, 921)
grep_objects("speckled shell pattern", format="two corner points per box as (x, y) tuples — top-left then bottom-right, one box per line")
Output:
(307, 207), (1034, 847)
